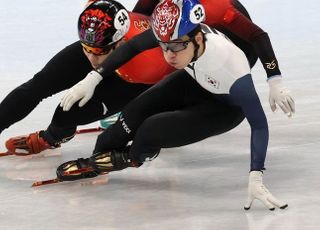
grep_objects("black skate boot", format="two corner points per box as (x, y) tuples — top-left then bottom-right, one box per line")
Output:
(56, 150), (142, 181)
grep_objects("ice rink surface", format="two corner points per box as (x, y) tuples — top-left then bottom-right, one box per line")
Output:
(0, 0), (319, 229)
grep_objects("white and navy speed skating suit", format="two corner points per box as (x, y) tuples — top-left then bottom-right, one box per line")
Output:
(94, 25), (268, 171)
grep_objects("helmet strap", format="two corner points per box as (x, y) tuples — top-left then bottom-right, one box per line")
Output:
(191, 37), (200, 62)
(187, 25), (203, 62)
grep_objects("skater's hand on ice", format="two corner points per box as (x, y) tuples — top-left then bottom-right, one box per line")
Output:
(244, 171), (288, 211)
(60, 71), (103, 111)
(268, 75), (295, 117)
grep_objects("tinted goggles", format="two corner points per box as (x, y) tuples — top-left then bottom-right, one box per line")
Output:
(81, 43), (114, 55)
(158, 40), (191, 52)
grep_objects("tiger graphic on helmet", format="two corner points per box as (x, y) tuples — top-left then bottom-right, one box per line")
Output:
(79, 9), (113, 46)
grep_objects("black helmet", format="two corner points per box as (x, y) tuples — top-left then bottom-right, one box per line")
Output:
(78, 0), (130, 49)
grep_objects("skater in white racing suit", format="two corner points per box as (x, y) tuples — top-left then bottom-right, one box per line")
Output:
(57, 0), (293, 210)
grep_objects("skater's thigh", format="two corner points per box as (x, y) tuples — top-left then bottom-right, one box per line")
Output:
(132, 101), (244, 148)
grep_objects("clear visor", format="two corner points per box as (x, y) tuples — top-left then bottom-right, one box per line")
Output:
(158, 40), (191, 52)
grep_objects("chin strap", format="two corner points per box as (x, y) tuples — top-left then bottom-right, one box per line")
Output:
(191, 37), (200, 62)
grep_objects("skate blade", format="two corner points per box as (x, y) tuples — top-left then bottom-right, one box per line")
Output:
(0, 151), (14, 157)
(32, 178), (61, 187)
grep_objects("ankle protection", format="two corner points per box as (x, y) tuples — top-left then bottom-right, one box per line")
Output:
(90, 150), (142, 172)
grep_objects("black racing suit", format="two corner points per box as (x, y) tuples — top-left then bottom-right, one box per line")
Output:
(0, 42), (149, 143)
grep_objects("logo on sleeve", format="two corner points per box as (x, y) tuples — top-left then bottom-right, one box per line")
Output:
(134, 19), (150, 32)
(266, 60), (277, 69)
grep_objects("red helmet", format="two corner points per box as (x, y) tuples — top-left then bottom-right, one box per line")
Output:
(152, 0), (205, 42)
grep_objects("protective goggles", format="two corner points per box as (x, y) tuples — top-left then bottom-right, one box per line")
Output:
(81, 43), (114, 55)
(158, 40), (192, 52)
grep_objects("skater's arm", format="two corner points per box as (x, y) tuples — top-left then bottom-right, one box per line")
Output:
(229, 75), (268, 171)
(132, 0), (159, 16)
(220, 8), (281, 78)
(60, 29), (159, 111)
(97, 29), (158, 78)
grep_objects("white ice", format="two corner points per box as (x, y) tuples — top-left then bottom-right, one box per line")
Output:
(0, 0), (319, 229)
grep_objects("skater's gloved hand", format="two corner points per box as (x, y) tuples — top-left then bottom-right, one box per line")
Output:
(60, 70), (103, 111)
(244, 171), (288, 211)
(268, 75), (295, 117)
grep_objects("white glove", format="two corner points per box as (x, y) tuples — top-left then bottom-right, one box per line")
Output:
(60, 70), (103, 111)
(268, 75), (295, 117)
(244, 171), (288, 211)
